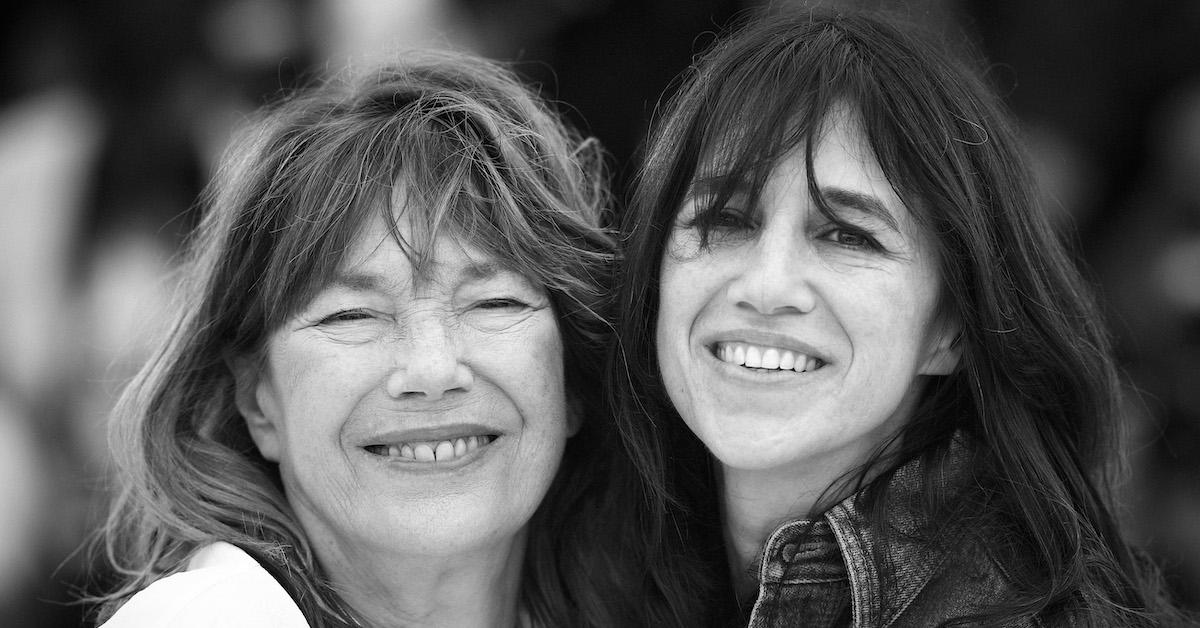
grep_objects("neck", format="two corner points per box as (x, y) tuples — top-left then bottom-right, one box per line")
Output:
(320, 531), (528, 628)
(719, 464), (829, 599)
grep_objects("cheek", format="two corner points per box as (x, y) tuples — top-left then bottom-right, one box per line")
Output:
(486, 318), (568, 426)
(847, 275), (943, 371)
(656, 250), (713, 334)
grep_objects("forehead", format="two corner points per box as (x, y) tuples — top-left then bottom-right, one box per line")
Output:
(697, 107), (904, 205)
(794, 110), (903, 208)
(332, 207), (522, 292)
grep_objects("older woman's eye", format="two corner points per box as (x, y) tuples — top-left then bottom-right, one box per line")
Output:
(318, 309), (374, 324)
(474, 298), (529, 311)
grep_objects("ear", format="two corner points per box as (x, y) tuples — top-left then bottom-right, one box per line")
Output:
(919, 314), (962, 376)
(229, 355), (283, 462)
(565, 394), (584, 438)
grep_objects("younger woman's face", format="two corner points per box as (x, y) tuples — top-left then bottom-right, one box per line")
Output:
(655, 109), (959, 481)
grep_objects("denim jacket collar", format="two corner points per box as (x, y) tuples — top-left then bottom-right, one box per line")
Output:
(748, 438), (973, 627)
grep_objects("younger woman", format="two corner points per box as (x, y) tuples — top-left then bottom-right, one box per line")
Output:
(614, 10), (1183, 626)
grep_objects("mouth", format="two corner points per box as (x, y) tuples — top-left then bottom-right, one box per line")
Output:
(363, 434), (499, 463)
(711, 341), (827, 373)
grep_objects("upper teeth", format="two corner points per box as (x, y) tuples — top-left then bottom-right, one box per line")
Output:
(366, 435), (493, 462)
(715, 342), (822, 372)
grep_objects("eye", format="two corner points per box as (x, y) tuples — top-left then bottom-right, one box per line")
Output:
(833, 229), (867, 247)
(822, 226), (880, 250)
(318, 309), (374, 324)
(473, 298), (529, 311)
(710, 207), (753, 229)
(683, 203), (755, 232)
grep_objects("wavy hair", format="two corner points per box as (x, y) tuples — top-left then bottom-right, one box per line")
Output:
(612, 9), (1181, 626)
(92, 50), (696, 626)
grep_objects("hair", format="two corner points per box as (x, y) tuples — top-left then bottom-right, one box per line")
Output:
(612, 8), (1182, 627)
(92, 50), (700, 627)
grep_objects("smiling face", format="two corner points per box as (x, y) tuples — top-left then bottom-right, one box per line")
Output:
(233, 202), (574, 571)
(655, 108), (959, 485)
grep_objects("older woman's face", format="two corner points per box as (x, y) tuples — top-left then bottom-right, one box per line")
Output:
(655, 110), (958, 480)
(236, 205), (574, 564)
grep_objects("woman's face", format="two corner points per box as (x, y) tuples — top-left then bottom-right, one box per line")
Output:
(235, 203), (575, 567)
(655, 110), (958, 481)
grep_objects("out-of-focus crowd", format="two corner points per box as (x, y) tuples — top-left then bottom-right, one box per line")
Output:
(1, 1), (1197, 625)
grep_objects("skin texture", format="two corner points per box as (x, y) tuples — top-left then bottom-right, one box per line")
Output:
(234, 199), (577, 627)
(654, 109), (959, 584)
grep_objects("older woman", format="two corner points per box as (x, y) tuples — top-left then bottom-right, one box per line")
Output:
(93, 52), (697, 627)
(613, 10), (1183, 627)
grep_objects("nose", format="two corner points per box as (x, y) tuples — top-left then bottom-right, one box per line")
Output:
(726, 224), (817, 316)
(385, 315), (473, 400)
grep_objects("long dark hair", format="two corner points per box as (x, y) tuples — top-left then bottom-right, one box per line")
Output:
(92, 50), (702, 627)
(612, 9), (1179, 625)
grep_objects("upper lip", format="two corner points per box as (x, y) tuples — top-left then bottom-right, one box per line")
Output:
(699, 328), (831, 363)
(355, 423), (503, 447)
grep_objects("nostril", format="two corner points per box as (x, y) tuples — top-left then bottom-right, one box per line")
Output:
(384, 362), (473, 399)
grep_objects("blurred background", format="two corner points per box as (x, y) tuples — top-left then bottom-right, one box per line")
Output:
(1, 0), (1198, 624)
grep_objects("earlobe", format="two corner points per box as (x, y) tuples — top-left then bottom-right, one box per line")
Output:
(566, 395), (584, 438)
(920, 318), (962, 376)
(229, 355), (283, 462)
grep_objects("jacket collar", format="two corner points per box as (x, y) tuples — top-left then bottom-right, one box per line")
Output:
(755, 436), (974, 627)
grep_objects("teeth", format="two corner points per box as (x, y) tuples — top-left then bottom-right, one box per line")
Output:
(714, 342), (823, 373)
(369, 435), (494, 463)
(761, 348), (780, 369)
(744, 346), (762, 368)
(778, 351), (795, 370)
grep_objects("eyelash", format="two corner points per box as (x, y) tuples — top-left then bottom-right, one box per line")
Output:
(318, 309), (373, 324)
(684, 205), (756, 231)
(475, 298), (528, 310)
(821, 225), (881, 250)
(687, 207), (882, 251)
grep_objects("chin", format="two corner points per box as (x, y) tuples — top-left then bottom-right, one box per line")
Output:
(384, 514), (517, 556)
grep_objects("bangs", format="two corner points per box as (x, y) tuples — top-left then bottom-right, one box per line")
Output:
(679, 20), (887, 245)
(248, 87), (608, 336)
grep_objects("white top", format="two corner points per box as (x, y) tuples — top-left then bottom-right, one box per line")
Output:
(101, 542), (310, 627)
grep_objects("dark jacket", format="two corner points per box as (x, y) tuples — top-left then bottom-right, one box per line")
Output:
(744, 440), (1053, 627)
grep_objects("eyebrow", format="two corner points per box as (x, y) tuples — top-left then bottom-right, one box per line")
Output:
(821, 186), (901, 232)
(685, 175), (749, 199)
(328, 261), (514, 293)
(458, 261), (508, 282)
(328, 270), (390, 293)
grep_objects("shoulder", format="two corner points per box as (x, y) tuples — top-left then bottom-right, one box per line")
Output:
(878, 526), (1040, 627)
(100, 542), (310, 628)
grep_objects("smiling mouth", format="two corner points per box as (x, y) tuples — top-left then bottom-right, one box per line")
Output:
(712, 341), (826, 373)
(364, 435), (498, 463)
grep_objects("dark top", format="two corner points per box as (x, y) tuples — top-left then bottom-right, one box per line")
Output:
(743, 439), (1051, 627)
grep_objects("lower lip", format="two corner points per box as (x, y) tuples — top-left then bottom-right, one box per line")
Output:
(360, 436), (498, 473)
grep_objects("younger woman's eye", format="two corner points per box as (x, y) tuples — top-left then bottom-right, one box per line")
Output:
(684, 205), (755, 231)
(711, 207), (752, 229)
(823, 226), (880, 250)
(834, 230), (867, 247)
